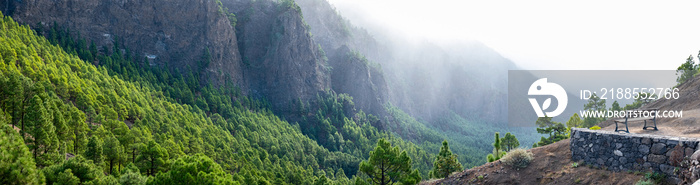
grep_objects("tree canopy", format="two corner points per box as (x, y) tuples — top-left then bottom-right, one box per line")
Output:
(0, 120), (44, 185)
(359, 138), (421, 185)
(430, 140), (462, 179)
(500, 132), (520, 152)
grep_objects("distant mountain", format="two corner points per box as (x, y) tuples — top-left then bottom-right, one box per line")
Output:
(296, 0), (522, 126)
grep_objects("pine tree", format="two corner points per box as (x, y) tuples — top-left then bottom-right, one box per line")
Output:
(610, 101), (622, 112)
(582, 93), (606, 128)
(151, 154), (234, 184)
(85, 136), (103, 165)
(103, 135), (123, 175)
(677, 54), (698, 85)
(69, 107), (88, 154)
(43, 155), (104, 184)
(137, 140), (168, 176)
(119, 169), (147, 185)
(565, 113), (583, 129)
(42, 97), (67, 159)
(25, 95), (54, 161)
(55, 169), (80, 185)
(314, 174), (329, 185)
(487, 132), (505, 162)
(500, 132), (520, 152)
(6, 71), (23, 128)
(89, 41), (98, 60)
(535, 117), (568, 147)
(50, 99), (69, 151)
(0, 120), (43, 185)
(126, 127), (145, 163)
(359, 138), (421, 185)
(430, 140), (462, 179)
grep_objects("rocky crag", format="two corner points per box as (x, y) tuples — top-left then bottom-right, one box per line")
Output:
(3, 0), (345, 117)
(3, 0), (520, 128)
(5, 0), (244, 86)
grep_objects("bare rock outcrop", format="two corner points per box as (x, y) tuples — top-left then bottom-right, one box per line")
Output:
(5, 0), (244, 86)
(224, 0), (331, 113)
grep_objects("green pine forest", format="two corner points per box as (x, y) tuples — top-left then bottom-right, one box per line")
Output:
(0, 12), (539, 185)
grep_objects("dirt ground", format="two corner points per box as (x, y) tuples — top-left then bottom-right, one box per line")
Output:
(422, 139), (644, 185)
(597, 75), (700, 138)
(599, 108), (700, 138)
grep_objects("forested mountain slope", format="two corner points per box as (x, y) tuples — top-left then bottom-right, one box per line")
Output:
(1, 0), (543, 184)
(3, 0), (334, 118)
(293, 0), (539, 166)
(314, 0), (518, 125)
(0, 14), (437, 184)
(294, 0), (536, 148)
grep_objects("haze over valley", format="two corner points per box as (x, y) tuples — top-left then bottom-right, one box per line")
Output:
(1, 0), (700, 184)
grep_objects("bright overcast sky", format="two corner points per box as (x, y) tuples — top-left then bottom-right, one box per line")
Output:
(327, 0), (700, 70)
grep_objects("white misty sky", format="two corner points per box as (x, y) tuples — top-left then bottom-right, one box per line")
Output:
(327, 0), (700, 70)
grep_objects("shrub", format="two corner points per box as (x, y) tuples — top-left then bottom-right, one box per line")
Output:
(589, 126), (601, 130)
(500, 148), (533, 169)
(634, 179), (654, 185)
(639, 172), (665, 185)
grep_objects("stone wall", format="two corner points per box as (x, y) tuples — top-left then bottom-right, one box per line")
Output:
(570, 128), (700, 176)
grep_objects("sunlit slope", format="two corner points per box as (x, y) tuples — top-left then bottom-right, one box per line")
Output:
(0, 13), (426, 184)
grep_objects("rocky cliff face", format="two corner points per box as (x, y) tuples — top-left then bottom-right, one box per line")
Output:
(294, 0), (390, 118)
(6, 0), (335, 115)
(5, 0), (244, 86)
(329, 46), (389, 117)
(224, 0), (331, 112)
(296, 0), (514, 124)
(295, 0), (380, 61)
(4, 0), (515, 125)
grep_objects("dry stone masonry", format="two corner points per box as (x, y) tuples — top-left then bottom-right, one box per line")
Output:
(570, 128), (700, 177)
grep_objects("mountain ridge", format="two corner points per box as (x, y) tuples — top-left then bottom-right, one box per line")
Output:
(0, 0), (544, 183)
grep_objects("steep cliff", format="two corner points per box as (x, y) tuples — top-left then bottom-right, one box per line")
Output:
(6, 0), (335, 115)
(5, 0), (244, 86)
(329, 46), (389, 117)
(295, 0), (390, 119)
(296, 0), (514, 124)
(224, 0), (331, 113)
(5, 0), (515, 127)
(295, 0), (381, 61)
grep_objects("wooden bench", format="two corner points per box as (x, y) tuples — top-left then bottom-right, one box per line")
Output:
(614, 108), (658, 133)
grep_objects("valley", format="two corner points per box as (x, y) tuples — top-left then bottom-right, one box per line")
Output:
(2, 0), (696, 185)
